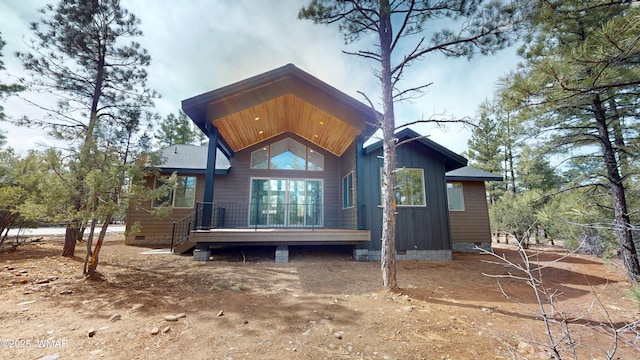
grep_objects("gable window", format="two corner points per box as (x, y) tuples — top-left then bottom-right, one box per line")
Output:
(152, 176), (197, 208)
(447, 182), (465, 211)
(382, 168), (426, 206)
(343, 172), (354, 208)
(307, 149), (324, 171)
(250, 138), (324, 171)
(250, 147), (269, 169)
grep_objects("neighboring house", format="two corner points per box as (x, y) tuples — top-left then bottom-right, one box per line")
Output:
(124, 64), (500, 261)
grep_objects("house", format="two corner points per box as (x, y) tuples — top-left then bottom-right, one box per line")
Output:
(124, 64), (500, 261)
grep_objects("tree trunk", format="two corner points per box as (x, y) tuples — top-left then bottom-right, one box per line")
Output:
(0, 212), (20, 246)
(61, 222), (80, 257)
(83, 218), (98, 274)
(380, 122), (398, 292)
(86, 213), (113, 277)
(607, 97), (629, 177)
(505, 114), (516, 194)
(592, 95), (639, 284)
(378, 0), (398, 292)
(66, 31), (106, 260)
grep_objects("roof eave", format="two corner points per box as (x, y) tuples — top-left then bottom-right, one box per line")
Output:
(446, 175), (503, 182)
(182, 63), (380, 141)
(365, 128), (467, 170)
(156, 168), (230, 175)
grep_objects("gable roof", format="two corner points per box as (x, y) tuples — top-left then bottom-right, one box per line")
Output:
(446, 166), (503, 182)
(365, 128), (467, 172)
(156, 144), (230, 175)
(181, 64), (379, 156)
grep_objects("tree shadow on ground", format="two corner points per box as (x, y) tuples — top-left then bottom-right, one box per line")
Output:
(41, 249), (364, 335)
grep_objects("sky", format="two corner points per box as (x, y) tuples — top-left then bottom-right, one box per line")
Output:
(0, 0), (521, 156)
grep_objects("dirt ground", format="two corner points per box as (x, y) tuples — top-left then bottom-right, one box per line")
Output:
(1, 234), (638, 360)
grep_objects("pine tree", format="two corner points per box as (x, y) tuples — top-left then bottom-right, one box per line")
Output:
(13, 0), (157, 273)
(155, 110), (198, 148)
(466, 100), (512, 202)
(516, 145), (561, 193)
(0, 32), (24, 121)
(300, 0), (521, 291)
(0, 32), (27, 241)
(500, 0), (640, 282)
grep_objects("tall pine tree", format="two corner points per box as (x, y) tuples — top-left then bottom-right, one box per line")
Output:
(13, 0), (157, 272)
(300, 0), (521, 291)
(500, 0), (640, 282)
(155, 110), (198, 148)
(0, 32), (24, 121)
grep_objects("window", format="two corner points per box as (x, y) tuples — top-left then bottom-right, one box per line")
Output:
(250, 138), (324, 171)
(382, 168), (426, 206)
(270, 138), (306, 169)
(152, 176), (196, 208)
(396, 168), (426, 206)
(343, 172), (354, 208)
(307, 149), (324, 171)
(447, 182), (465, 211)
(249, 178), (323, 227)
(251, 147), (268, 169)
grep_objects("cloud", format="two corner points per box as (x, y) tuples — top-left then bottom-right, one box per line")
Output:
(1, 0), (519, 156)
(2, 122), (58, 154)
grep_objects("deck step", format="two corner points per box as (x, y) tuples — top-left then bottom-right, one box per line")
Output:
(173, 239), (196, 254)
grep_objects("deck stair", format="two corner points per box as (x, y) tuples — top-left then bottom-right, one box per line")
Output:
(171, 211), (197, 254)
(173, 238), (197, 254)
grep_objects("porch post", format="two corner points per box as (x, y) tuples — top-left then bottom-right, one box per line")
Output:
(201, 124), (218, 229)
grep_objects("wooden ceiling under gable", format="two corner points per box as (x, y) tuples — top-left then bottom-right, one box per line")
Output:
(211, 94), (361, 156)
(182, 64), (378, 157)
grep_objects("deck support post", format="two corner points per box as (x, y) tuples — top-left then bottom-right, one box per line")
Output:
(193, 243), (211, 261)
(275, 245), (289, 263)
(201, 125), (219, 229)
(353, 246), (369, 261)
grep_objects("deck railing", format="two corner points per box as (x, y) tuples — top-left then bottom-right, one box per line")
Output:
(171, 211), (197, 251)
(171, 202), (356, 249)
(196, 202), (353, 229)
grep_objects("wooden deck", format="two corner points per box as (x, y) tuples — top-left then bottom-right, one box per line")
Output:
(173, 228), (371, 254)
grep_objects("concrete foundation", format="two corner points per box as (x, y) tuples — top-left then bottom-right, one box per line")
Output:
(353, 248), (369, 262)
(193, 248), (211, 261)
(275, 245), (289, 263)
(452, 242), (492, 253)
(358, 249), (452, 261)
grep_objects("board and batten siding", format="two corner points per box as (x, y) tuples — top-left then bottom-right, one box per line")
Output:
(449, 181), (492, 245)
(361, 141), (453, 252)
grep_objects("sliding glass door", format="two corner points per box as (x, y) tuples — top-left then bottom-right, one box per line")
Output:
(250, 179), (323, 227)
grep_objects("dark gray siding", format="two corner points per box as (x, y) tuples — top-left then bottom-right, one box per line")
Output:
(362, 141), (452, 251)
(339, 140), (357, 228)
